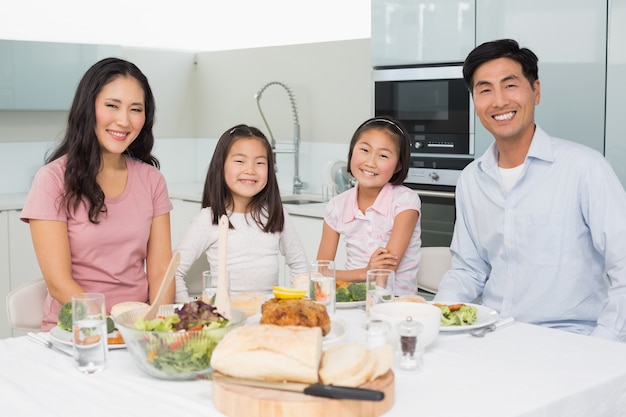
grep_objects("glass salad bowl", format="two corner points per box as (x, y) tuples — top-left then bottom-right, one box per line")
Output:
(115, 303), (247, 380)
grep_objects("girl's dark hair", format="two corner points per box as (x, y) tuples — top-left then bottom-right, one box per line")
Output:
(201, 124), (284, 233)
(463, 38), (539, 92)
(47, 57), (158, 223)
(346, 116), (410, 185)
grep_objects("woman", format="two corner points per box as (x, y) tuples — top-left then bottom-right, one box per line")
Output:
(21, 58), (174, 331)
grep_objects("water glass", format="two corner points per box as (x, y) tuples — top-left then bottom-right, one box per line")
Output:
(202, 270), (227, 304)
(309, 260), (336, 314)
(366, 269), (395, 316)
(72, 292), (107, 374)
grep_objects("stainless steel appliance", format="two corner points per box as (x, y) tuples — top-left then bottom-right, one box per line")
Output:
(373, 64), (474, 246)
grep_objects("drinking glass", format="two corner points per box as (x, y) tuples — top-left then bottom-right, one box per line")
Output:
(366, 269), (395, 316)
(72, 292), (107, 374)
(202, 270), (227, 305)
(309, 260), (336, 314)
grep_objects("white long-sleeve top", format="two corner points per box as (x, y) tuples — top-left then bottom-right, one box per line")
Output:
(174, 207), (309, 302)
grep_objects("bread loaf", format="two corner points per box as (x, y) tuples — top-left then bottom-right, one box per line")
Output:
(110, 301), (150, 320)
(230, 292), (266, 317)
(370, 343), (394, 381)
(319, 342), (376, 387)
(319, 342), (393, 387)
(210, 324), (322, 384)
(396, 294), (427, 303)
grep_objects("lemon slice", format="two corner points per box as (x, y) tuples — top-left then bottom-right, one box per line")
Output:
(272, 286), (307, 299)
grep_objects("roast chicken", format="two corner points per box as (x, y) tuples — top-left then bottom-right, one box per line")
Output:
(260, 298), (331, 336)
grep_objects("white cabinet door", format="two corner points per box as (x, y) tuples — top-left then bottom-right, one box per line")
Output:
(371, 0), (476, 67)
(285, 215), (347, 286)
(605, 0), (626, 188)
(8, 210), (41, 288)
(170, 199), (209, 298)
(0, 211), (11, 339)
(474, 0), (607, 156)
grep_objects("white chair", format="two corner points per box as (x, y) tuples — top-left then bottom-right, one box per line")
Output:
(6, 278), (48, 332)
(417, 247), (452, 294)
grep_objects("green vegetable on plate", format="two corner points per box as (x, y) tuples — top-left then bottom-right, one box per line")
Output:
(347, 282), (367, 302)
(438, 304), (478, 326)
(336, 287), (352, 303)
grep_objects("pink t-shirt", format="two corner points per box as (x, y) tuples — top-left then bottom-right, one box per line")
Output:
(21, 155), (172, 330)
(324, 183), (422, 295)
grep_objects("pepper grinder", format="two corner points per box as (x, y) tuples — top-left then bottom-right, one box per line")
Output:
(398, 316), (423, 371)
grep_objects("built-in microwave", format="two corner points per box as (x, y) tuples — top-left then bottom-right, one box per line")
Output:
(374, 64), (475, 247)
(373, 64), (474, 156)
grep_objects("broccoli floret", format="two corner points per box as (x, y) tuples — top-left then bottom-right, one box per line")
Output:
(336, 287), (352, 303)
(457, 305), (477, 325)
(57, 302), (73, 332)
(347, 282), (367, 302)
(57, 301), (87, 332)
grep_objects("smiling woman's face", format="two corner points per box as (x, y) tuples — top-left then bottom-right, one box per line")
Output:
(94, 75), (146, 156)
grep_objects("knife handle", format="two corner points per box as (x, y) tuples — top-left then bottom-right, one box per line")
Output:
(303, 383), (384, 401)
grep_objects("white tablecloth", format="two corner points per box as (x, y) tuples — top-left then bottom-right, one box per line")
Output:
(1, 309), (626, 417)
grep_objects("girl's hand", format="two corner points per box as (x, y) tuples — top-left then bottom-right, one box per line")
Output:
(367, 247), (398, 270)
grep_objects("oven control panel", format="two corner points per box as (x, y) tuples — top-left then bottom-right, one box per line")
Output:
(405, 167), (462, 187)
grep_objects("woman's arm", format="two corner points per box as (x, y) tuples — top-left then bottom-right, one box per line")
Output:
(29, 219), (84, 303)
(146, 213), (174, 305)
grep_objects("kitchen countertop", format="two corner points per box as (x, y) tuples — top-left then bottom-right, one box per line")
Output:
(0, 193), (28, 211)
(0, 184), (327, 218)
(168, 182), (327, 218)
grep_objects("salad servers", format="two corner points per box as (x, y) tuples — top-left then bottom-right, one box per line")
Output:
(27, 332), (72, 357)
(143, 251), (180, 321)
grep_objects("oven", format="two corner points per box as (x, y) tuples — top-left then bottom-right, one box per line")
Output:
(373, 64), (474, 247)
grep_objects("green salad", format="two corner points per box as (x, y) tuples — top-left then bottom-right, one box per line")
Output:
(436, 304), (478, 326)
(133, 300), (230, 374)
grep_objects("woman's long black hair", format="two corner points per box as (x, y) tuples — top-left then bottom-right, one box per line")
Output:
(47, 57), (158, 223)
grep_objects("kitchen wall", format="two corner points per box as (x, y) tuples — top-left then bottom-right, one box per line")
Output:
(0, 38), (371, 196)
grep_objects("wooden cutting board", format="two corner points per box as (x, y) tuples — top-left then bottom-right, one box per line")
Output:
(212, 370), (394, 417)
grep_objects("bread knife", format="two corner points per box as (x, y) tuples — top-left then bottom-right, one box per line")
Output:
(211, 374), (385, 401)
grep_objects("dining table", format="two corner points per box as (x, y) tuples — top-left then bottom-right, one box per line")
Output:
(1, 307), (626, 417)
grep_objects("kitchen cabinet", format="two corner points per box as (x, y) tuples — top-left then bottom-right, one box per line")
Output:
(170, 198), (208, 298)
(0, 209), (41, 339)
(281, 213), (347, 286)
(605, 0), (626, 188)
(0, 211), (10, 339)
(474, 0), (607, 156)
(8, 210), (41, 290)
(371, 0), (475, 67)
(0, 40), (122, 110)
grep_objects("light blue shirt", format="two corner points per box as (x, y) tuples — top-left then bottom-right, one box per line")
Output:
(435, 126), (626, 342)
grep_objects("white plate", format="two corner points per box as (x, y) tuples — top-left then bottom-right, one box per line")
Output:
(336, 300), (366, 309)
(246, 314), (348, 347)
(433, 302), (499, 332)
(49, 326), (126, 350)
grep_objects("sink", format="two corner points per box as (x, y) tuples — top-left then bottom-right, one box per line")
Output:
(281, 199), (324, 205)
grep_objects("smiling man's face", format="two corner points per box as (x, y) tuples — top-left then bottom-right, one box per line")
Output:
(471, 57), (540, 144)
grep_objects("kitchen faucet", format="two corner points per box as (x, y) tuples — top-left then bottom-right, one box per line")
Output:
(255, 81), (305, 195)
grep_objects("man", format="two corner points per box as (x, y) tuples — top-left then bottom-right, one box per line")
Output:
(434, 39), (626, 341)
